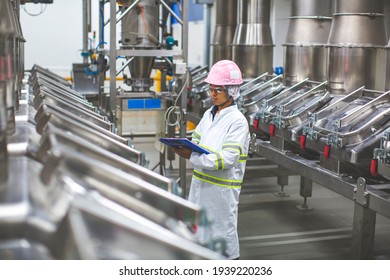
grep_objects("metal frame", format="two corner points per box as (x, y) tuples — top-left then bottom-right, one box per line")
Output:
(252, 137), (390, 259)
(106, 0), (189, 197)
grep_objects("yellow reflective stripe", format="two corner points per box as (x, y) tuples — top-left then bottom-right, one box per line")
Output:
(239, 154), (248, 162)
(215, 152), (224, 170)
(193, 170), (242, 188)
(192, 131), (201, 142)
(222, 144), (242, 154)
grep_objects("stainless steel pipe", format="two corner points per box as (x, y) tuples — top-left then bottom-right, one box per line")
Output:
(327, 0), (387, 94)
(283, 0), (333, 85)
(211, 0), (237, 63)
(232, 0), (274, 79)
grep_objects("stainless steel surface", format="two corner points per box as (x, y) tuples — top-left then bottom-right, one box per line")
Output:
(121, 0), (159, 91)
(291, 0), (333, 16)
(283, 0), (332, 85)
(232, 0), (274, 78)
(334, 0), (385, 14)
(37, 127), (175, 193)
(327, 0), (387, 94)
(211, 0), (237, 62)
(250, 138), (390, 259)
(52, 195), (223, 260)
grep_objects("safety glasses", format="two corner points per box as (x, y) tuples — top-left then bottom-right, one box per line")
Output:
(209, 86), (226, 95)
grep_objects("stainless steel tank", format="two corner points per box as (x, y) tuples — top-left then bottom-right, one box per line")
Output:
(120, 0), (159, 91)
(283, 0), (333, 85)
(232, 0), (274, 79)
(1, 0), (18, 135)
(211, 0), (237, 63)
(385, 38), (390, 90)
(327, 0), (387, 94)
(0, 0), (18, 183)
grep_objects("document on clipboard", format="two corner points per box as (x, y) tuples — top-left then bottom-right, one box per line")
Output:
(159, 138), (210, 154)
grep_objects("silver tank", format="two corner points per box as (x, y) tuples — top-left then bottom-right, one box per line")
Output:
(211, 0), (237, 63)
(0, 0), (17, 183)
(283, 0), (333, 85)
(327, 0), (387, 94)
(0, 0), (18, 135)
(121, 0), (159, 91)
(232, 0), (274, 79)
(386, 38), (390, 90)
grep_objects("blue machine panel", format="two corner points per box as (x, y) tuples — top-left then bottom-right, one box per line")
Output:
(127, 99), (162, 109)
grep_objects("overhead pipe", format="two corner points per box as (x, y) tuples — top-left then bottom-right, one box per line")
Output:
(283, 0), (333, 85)
(327, 0), (387, 94)
(232, 0), (274, 79)
(0, 0), (16, 183)
(210, 0), (237, 63)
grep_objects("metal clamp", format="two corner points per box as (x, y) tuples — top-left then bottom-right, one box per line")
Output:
(326, 119), (342, 147)
(373, 131), (390, 164)
(257, 100), (269, 123)
(272, 105), (285, 129)
(302, 112), (318, 140)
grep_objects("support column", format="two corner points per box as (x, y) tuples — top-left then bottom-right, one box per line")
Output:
(351, 177), (376, 259)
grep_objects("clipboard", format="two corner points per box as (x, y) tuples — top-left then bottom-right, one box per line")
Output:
(159, 138), (210, 154)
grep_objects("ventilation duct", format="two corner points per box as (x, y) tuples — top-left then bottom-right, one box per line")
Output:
(327, 0), (387, 94)
(211, 0), (237, 63)
(283, 0), (333, 85)
(232, 0), (274, 79)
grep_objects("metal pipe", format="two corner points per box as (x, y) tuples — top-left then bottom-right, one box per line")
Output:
(327, 0), (387, 94)
(283, 0), (332, 85)
(116, 57), (134, 76)
(232, 0), (274, 79)
(211, 0), (237, 63)
(104, 0), (141, 26)
(109, 0), (116, 118)
(82, 0), (91, 64)
(180, 0), (189, 198)
(159, 0), (183, 26)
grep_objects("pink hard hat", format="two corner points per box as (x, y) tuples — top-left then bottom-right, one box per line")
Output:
(204, 60), (243, 86)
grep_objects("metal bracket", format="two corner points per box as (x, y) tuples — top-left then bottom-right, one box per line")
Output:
(303, 112), (318, 140)
(257, 100), (269, 123)
(354, 177), (370, 207)
(374, 131), (390, 164)
(326, 119), (342, 147)
(272, 105), (285, 129)
(249, 133), (257, 153)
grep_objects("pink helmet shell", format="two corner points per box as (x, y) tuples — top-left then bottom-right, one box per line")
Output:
(204, 60), (243, 86)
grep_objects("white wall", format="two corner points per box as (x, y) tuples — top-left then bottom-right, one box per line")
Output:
(20, 0), (291, 77)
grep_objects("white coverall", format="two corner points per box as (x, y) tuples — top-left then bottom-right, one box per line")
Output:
(188, 103), (250, 259)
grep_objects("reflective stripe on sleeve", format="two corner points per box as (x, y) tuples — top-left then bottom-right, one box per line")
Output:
(192, 131), (201, 143)
(222, 144), (242, 154)
(215, 152), (224, 170)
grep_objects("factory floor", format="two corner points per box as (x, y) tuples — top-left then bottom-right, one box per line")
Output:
(132, 137), (390, 260)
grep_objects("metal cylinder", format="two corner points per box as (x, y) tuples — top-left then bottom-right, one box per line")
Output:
(283, 0), (333, 85)
(121, 0), (159, 90)
(82, 0), (91, 64)
(11, 0), (23, 111)
(0, 1), (14, 183)
(211, 0), (237, 63)
(327, 0), (387, 94)
(1, 0), (18, 135)
(232, 0), (274, 79)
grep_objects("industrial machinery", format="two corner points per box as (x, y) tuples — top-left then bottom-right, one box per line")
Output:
(0, 0), (227, 259)
(3, 0), (390, 260)
(244, 0), (390, 259)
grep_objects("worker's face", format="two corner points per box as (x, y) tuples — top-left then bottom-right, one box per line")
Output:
(209, 84), (228, 105)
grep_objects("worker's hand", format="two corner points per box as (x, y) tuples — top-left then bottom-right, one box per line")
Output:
(171, 146), (192, 159)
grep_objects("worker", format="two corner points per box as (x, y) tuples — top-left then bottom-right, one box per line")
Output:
(172, 60), (250, 259)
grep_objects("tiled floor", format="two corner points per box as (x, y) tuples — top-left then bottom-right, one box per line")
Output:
(132, 137), (390, 260)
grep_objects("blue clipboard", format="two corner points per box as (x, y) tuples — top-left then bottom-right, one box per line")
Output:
(159, 138), (210, 154)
